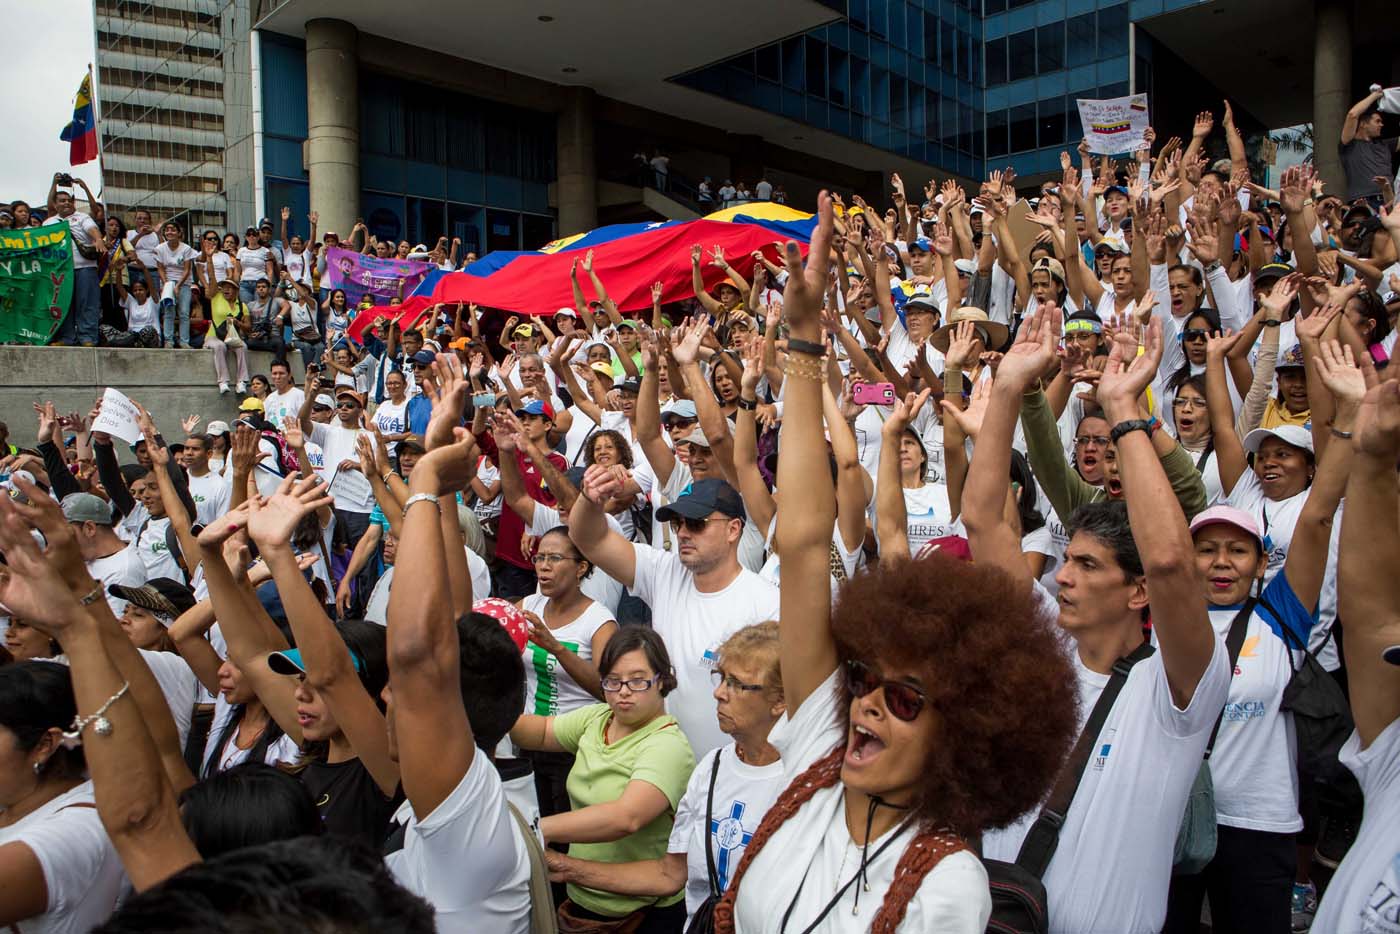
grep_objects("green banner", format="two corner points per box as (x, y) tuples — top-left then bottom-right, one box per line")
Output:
(0, 224), (73, 345)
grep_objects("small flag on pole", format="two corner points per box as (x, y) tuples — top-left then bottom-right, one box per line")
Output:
(59, 72), (98, 166)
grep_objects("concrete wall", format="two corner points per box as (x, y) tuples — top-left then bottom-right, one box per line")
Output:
(1, 347), (278, 449)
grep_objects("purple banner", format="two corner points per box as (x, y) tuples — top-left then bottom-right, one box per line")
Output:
(323, 247), (434, 306)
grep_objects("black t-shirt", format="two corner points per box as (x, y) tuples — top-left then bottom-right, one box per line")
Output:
(1339, 136), (1396, 200)
(300, 756), (401, 845)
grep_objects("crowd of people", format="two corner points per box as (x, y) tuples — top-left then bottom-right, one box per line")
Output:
(1, 91), (1398, 934)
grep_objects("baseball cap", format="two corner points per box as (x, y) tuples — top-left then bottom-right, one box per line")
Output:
(268, 646), (365, 676)
(1103, 185), (1130, 199)
(615, 318), (639, 331)
(953, 258), (977, 276)
(906, 292), (940, 314)
(334, 387), (365, 406)
(238, 397), (264, 412)
(516, 399), (556, 421)
(655, 477), (745, 523)
(1275, 344), (1306, 370)
(617, 378), (642, 395)
(1254, 262), (1293, 285)
(206, 420), (231, 436)
(1384, 644), (1400, 666)
(1095, 241), (1129, 256)
(676, 426), (712, 449)
(1188, 504), (1264, 551)
(909, 237), (933, 252)
(661, 399), (698, 424)
(107, 578), (197, 620)
(1243, 424), (1314, 455)
(1031, 256), (1066, 283)
(313, 393), (335, 409)
(472, 597), (530, 652)
(258, 216), (273, 228)
(398, 434), (427, 454)
(512, 323), (535, 337)
(61, 492), (114, 526)
(554, 306), (578, 319)
(411, 349), (437, 367)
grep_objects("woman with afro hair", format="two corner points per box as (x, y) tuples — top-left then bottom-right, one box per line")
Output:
(713, 197), (1081, 933)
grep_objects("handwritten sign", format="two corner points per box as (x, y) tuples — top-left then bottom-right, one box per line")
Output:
(90, 387), (143, 445)
(1076, 94), (1151, 156)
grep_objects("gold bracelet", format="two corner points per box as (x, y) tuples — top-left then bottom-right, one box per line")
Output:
(78, 581), (105, 606)
(782, 356), (825, 381)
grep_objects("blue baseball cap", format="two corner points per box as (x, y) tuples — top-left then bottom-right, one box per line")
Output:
(909, 237), (933, 252)
(1104, 185), (1131, 199)
(655, 477), (746, 523)
(268, 647), (365, 676)
(661, 399), (698, 424)
(516, 398), (557, 421)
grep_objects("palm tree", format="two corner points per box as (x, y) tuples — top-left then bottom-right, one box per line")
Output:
(1271, 124), (1315, 163)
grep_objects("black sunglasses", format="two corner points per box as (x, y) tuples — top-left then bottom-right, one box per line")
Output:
(668, 515), (720, 534)
(844, 659), (927, 722)
(336, 400), (360, 409)
(1182, 328), (1210, 342)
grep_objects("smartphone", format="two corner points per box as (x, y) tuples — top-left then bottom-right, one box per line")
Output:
(471, 392), (496, 408)
(852, 382), (897, 406)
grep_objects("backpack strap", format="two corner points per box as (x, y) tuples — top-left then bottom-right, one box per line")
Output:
(703, 748), (724, 898)
(1203, 599), (1256, 760)
(1015, 640), (1156, 878)
(506, 801), (559, 934)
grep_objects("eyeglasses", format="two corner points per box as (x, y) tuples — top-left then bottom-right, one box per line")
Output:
(531, 552), (577, 567)
(1182, 329), (1210, 342)
(203, 235), (218, 241)
(710, 668), (766, 693)
(1172, 396), (1206, 409)
(601, 675), (659, 693)
(669, 515), (722, 534)
(335, 400), (360, 410)
(1075, 435), (1110, 447)
(843, 659), (927, 722)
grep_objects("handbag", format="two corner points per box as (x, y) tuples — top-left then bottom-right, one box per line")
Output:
(684, 751), (724, 934)
(1171, 599), (1253, 875)
(556, 900), (644, 934)
(983, 642), (1156, 934)
(1274, 612), (1363, 812)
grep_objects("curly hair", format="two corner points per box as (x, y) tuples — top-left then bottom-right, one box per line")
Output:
(584, 428), (633, 469)
(830, 551), (1079, 834)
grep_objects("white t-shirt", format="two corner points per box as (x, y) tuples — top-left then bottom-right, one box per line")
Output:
(561, 408), (628, 468)
(518, 593), (614, 717)
(54, 211), (100, 270)
(138, 648), (200, 748)
(732, 670), (991, 932)
(473, 457), (503, 521)
(385, 751), (533, 934)
(373, 399), (409, 455)
(127, 229), (160, 268)
(899, 482), (953, 555)
(263, 387), (305, 432)
(185, 470), (231, 527)
(284, 248), (312, 285)
(982, 638), (1231, 934)
(153, 241), (196, 284)
(122, 294), (159, 332)
(87, 544), (146, 617)
(135, 514), (185, 581)
(629, 544), (780, 757)
(1310, 715), (1400, 934)
(0, 781), (125, 934)
(527, 503), (624, 613)
(309, 421), (374, 512)
(669, 743), (786, 925)
(202, 695), (300, 775)
(237, 246), (272, 282)
(364, 548), (492, 626)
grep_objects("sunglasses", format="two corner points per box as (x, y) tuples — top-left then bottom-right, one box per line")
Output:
(336, 400), (360, 409)
(669, 515), (721, 534)
(1182, 329), (1210, 342)
(844, 659), (927, 722)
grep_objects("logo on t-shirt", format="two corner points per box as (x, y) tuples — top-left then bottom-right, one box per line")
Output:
(710, 800), (755, 891)
(1091, 728), (1116, 771)
(1361, 850), (1400, 932)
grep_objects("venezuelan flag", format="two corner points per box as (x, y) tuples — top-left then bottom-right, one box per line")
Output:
(59, 73), (98, 166)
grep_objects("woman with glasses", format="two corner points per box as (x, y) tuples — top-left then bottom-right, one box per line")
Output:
(515, 525), (618, 823)
(544, 622), (788, 930)
(511, 625), (696, 932)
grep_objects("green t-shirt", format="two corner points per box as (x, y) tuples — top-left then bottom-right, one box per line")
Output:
(552, 703), (696, 916)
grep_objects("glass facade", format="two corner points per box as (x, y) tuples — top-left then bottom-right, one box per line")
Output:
(675, 0), (1146, 180)
(260, 34), (556, 251)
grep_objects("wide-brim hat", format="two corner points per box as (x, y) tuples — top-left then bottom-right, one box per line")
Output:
(930, 307), (1009, 354)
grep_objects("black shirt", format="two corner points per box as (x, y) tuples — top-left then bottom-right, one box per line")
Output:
(300, 756), (400, 845)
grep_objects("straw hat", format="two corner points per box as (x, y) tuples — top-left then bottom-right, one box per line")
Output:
(930, 307), (1009, 353)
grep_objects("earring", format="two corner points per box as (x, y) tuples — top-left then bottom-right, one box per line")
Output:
(32, 761), (43, 776)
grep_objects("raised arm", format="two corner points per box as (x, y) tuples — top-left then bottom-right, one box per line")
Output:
(246, 475), (399, 795)
(823, 381), (869, 553)
(1341, 88), (1384, 145)
(690, 245), (723, 316)
(635, 330), (677, 486)
(1340, 377), (1400, 747)
(1204, 329), (1249, 496)
(733, 338), (776, 535)
(1099, 319), (1217, 707)
(569, 466), (641, 590)
(773, 191), (838, 712)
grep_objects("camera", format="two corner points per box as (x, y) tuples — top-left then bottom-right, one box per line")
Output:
(55, 173), (73, 186)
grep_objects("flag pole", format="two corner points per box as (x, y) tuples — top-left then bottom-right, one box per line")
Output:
(88, 63), (107, 200)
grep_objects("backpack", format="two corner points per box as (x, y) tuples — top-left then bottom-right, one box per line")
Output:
(1274, 610), (1363, 812)
(506, 801), (559, 934)
(982, 643), (1156, 934)
(259, 429), (301, 478)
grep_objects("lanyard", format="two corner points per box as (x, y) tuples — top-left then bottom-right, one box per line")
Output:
(778, 815), (915, 934)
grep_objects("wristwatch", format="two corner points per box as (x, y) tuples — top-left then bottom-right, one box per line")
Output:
(1109, 419), (1153, 444)
(1203, 260), (1222, 275)
(737, 396), (757, 411)
(1262, 319), (1282, 328)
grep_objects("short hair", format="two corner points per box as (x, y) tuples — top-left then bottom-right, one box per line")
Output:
(715, 621), (782, 697)
(1168, 263), (1203, 286)
(179, 763), (321, 858)
(1066, 501), (1143, 580)
(255, 277), (271, 288)
(598, 625), (678, 696)
(183, 433), (210, 450)
(585, 429), (634, 469)
(540, 525), (592, 579)
(457, 612), (526, 751)
(92, 836), (435, 934)
(0, 661), (85, 779)
(1200, 169), (1228, 186)
(269, 359), (291, 373)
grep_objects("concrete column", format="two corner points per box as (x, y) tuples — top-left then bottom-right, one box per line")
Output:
(556, 87), (597, 235)
(305, 19), (360, 237)
(1312, 0), (1351, 196)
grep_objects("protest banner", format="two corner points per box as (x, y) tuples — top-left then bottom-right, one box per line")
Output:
(322, 247), (434, 307)
(0, 224), (73, 345)
(90, 387), (144, 445)
(1076, 94), (1151, 155)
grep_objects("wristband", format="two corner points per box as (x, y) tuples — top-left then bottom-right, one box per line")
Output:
(785, 337), (826, 357)
(1262, 319), (1282, 328)
(382, 472), (396, 485)
(401, 493), (440, 519)
(1109, 419), (1153, 444)
(736, 396), (758, 411)
(1329, 426), (1353, 440)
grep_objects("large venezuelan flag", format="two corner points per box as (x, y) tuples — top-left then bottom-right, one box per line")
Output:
(59, 74), (98, 166)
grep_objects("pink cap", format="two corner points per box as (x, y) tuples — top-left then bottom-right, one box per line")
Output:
(915, 535), (973, 562)
(1188, 505), (1264, 550)
(472, 597), (530, 652)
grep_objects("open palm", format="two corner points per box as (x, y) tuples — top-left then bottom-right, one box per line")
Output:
(246, 475), (330, 547)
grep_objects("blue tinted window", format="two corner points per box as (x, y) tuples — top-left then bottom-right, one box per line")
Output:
(1038, 23), (1064, 72)
(1009, 103), (1036, 151)
(1067, 14), (1095, 68)
(986, 37), (1007, 85)
(1039, 96), (1066, 146)
(1009, 30), (1035, 81)
(987, 108), (1009, 157)
(1099, 5), (1128, 58)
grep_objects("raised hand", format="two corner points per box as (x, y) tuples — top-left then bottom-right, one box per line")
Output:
(309, 211), (319, 225)
(1314, 339), (1368, 407)
(941, 377), (992, 438)
(944, 320), (982, 372)
(1192, 111), (1214, 139)
(1260, 274), (1300, 320)
(424, 353), (469, 451)
(931, 223), (955, 256)
(1097, 317), (1165, 418)
(651, 280), (664, 303)
(581, 463), (623, 504)
(0, 495), (86, 629)
(230, 424), (266, 475)
(581, 249), (595, 274)
(709, 245), (727, 268)
(181, 413), (201, 433)
(197, 499), (255, 550)
(781, 190), (835, 330)
(882, 389), (934, 437)
(1354, 380), (1400, 460)
(739, 333), (764, 393)
(1204, 328), (1240, 361)
(996, 302), (1061, 393)
(280, 206), (291, 220)
(246, 474), (333, 547)
(1295, 301), (1345, 345)
(670, 318), (709, 366)
(1185, 217), (1220, 266)
(355, 432), (378, 476)
(282, 415), (306, 450)
(32, 401), (58, 445)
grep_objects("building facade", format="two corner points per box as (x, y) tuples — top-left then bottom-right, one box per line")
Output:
(94, 0), (254, 231)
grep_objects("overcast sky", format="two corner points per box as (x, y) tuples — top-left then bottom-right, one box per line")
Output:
(0, 0), (101, 203)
